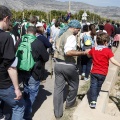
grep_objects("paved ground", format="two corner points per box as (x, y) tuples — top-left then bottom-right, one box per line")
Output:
(3, 57), (89, 120)
(32, 47), (119, 120)
(4, 58), (55, 120)
(32, 58), (89, 120)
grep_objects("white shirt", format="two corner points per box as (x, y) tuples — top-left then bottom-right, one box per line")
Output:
(11, 34), (16, 45)
(96, 30), (107, 33)
(52, 27), (60, 41)
(11, 57), (18, 67)
(52, 27), (60, 50)
(64, 35), (77, 54)
(51, 25), (55, 36)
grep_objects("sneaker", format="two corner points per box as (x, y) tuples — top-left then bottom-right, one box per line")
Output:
(81, 73), (85, 80)
(90, 101), (96, 109)
(0, 114), (10, 120)
(84, 77), (90, 81)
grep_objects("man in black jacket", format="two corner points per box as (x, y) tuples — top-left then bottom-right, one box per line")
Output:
(18, 26), (49, 120)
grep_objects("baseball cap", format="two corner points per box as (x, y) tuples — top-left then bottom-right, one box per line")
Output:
(36, 22), (43, 27)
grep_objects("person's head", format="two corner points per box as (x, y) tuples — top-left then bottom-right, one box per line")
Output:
(82, 24), (89, 32)
(68, 20), (81, 35)
(36, 22), (44, 34)
(112, 21), (115, 25)
(0, 6), (12, 30)
(98, 24), (104, 31)
(89, 24), (96, 36)
(58, 19), (81, 37)
(96, 32), (109, 45)
(29, 16), (38, 25)
(55, 21), (60, 28)
(27, 26), (37, 35)
(106, 19), (110, 23)
(51, 19), (56, 24)
(89, 24), (95, 31)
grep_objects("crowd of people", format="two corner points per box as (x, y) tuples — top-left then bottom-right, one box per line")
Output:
(0, 5), (120, 120)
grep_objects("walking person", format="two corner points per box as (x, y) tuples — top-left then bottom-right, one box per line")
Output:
(113, 23), (120, 47)
(0, 5), (25, 120)
(36, 22), (52, 83)
(80, 24), (96, 81)
(17, 26), (49, 120)
(104, 19), (114, 37)
(53, 20), (88, 119)
(87, 32), (120, 108)
(0, 22), (19, 120)
(50, 21), (60, 51)
(104, 19), (114, 48)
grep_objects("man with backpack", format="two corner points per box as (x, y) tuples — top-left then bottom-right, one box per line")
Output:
(17, 26), (49, 120)
(0, 5), (25, 120)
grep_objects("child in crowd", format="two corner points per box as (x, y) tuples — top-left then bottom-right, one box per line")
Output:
(87, 32), (120, 108)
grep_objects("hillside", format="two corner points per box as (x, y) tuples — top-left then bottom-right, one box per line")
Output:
(0, 0), (120, 20)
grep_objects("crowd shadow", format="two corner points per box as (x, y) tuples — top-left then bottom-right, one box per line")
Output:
(3, 84), (52, 120)
(32, 85), (52, 117)
(3, 103), (12, 120)
(43, 69), (51, 80)
(77, 94), (86, 100)
(109, 96), (120, 111)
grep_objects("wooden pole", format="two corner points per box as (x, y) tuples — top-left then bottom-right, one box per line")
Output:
(69, 0), (71, 12)
(50, 11), (51, 22)
(22, 11), (25, 20)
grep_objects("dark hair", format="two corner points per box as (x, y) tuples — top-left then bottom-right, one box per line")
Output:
(83, 25), (89, 32)
(0, 6), (12, 21)
(55, 21), (60, 27)
(89, 24), (96, 37)
(89, 24), (95, 31)
(98, 24), (104, 31)
(27, 26), (37, 35)
(106, 19), (110, 23)
(112, 21), (115, 24)
(97, 32), (109, 45)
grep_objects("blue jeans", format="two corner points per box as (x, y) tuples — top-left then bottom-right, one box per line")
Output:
(90, 73), (106, 102)
(0, 85), (25, 120)
(19, 73), (40, 120)
(81, 55), (92, 78)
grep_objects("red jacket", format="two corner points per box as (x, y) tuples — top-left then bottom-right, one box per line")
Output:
(104, 23), (114, 36)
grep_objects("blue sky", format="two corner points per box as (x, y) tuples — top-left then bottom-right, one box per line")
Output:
(58, 0), (120, 7)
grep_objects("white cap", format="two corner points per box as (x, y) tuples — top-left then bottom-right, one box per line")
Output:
(36, 22), (43, 27)
(86, 22), (90, 25)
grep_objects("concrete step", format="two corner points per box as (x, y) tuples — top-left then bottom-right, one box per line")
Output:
(73, 95), (120, 120)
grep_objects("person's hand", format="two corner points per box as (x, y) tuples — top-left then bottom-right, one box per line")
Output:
(49, 38), (53, 43)
(85, 49), (91, 54)
(14, 88), (22, 100)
